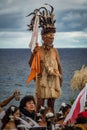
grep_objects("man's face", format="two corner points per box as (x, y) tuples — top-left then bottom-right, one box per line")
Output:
(24, 100), (36, 112)
(42, 33), (54, 45)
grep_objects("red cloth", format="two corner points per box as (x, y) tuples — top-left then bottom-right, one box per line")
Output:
(78, 111), (87, 118)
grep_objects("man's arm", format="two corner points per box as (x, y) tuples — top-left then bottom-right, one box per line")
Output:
(55, 48), (63, 86)
(29, 44), (40, 67)
(0, 91), (18, 108)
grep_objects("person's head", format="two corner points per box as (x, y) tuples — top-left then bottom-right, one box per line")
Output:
(42, 32), (54, 50)
(59, 103), (71, 117)
(19, 95), (36, 113)
(76, 116), (87, 124)
(76, 111), (87, 124)
(1, 105), (20, 129)
(27, 4), (56, 49)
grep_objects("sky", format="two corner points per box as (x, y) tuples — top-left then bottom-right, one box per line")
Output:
(0, 0), (87, 48)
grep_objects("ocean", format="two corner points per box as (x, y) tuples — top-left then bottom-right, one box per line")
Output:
(0, 48), (87, 112)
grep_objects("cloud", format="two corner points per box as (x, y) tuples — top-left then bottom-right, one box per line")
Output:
(55, 0), (87, 10)
(0, 0), (87, 32)
(0, 6), (20, 15)
(62, 12), (81, 22)
(0, 0), (87, 48)
(54, 31), (87, 48)
(0, 31), (87, 48)
(0, 31), (29, 48)
(56, 9), (87, 32)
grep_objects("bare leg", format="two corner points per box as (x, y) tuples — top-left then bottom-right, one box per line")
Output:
(47, 98), (55, 113)
(36, 98), (45, 112)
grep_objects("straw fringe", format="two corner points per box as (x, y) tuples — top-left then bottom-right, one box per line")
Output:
(70, 65), (87, 91)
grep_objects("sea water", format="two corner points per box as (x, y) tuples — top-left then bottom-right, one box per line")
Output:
(0, 48), (87, 112)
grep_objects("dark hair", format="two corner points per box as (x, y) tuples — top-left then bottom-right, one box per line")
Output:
(62, 126), (82, 130)
(27, 4), (56, 35)
(19, 95), (36, 109)
(59, 104), (71, 115)
(76, 116), (87, 124)
(1, 105), (19, 130)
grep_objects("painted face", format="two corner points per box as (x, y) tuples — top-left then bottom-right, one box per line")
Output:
(24, 100), (36, 112)
(42, 33), (54, 45)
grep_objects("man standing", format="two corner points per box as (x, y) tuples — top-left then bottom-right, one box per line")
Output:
(26, 4), (62, 112)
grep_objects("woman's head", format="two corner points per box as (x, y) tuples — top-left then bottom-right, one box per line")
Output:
(19, 95), (36, 112)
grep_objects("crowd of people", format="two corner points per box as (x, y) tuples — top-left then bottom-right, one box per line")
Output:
(0, 91), (87, 130)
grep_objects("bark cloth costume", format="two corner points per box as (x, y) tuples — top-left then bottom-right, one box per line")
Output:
(26, 4), (62, 112)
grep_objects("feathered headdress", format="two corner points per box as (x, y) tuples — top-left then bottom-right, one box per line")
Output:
(26, 3), (56, 35)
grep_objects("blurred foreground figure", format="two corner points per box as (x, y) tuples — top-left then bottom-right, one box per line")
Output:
(1, 105), (20, 130)
(0, 90), (20, 128)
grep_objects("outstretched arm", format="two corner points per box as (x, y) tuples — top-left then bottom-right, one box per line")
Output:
(0, 90), (18, 108)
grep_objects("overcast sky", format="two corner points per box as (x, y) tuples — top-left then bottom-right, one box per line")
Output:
(0, 0), (87, 48)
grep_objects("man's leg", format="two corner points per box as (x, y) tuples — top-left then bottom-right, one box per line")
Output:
(47, 98), (55, 113)
(36, 98), (45, 112)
